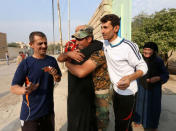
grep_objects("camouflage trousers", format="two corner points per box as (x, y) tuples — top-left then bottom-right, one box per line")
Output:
(95, 89), (110, 131)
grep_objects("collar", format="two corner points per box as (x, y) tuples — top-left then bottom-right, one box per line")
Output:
(109, 37), (124, 48)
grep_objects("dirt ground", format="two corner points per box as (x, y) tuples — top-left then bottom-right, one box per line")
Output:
(0, 61), (176, 131)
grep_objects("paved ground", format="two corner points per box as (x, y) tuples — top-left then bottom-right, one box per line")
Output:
(0, 60), (176, 131)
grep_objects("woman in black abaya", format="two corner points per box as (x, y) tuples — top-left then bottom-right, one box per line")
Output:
(133, 42), (169, 131)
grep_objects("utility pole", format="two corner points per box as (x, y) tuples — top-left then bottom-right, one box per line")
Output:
(57, 0), (63, 54)
(52, 0), (55, 54)
(68, 0), (70, 41)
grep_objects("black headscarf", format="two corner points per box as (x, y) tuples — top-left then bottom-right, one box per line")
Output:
(140, 42), (160, 88)
(143, 42), (158, 54)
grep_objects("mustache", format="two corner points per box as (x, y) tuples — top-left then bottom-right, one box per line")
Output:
(41, 47), (47, 49)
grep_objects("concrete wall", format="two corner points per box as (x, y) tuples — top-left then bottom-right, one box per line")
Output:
(0, 32), (8, 59)
(8, 47), (25, 59)
(88, 0), (112, 40)
(112, 0), (132, 40)
(88, 0), (132, 40)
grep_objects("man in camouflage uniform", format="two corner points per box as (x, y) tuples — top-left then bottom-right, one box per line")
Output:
(65, 25), (111, 131)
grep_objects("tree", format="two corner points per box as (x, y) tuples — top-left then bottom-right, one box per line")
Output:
(8, 42), (20, 47)
(47, 43), (61, 54)
(132, 8), (176, 66)
(47, 44), (55, 54)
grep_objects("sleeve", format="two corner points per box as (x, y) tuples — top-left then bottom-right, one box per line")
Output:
(64, 40), (77, 52)
(127, 43), (148, 76)
(158, 58), (169, 84)
(11, 60), (28, 86)
(90, 50), (106, 67)
(64, 42), (69, 52)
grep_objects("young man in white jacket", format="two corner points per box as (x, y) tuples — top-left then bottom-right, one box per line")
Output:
(100, 14), (148, 131)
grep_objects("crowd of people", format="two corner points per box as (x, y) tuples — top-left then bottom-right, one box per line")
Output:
(10, 14), (169, 131)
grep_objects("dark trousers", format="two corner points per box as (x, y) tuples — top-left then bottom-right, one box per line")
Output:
(113, 90), (136, 131)
(21, 113), (55, 131)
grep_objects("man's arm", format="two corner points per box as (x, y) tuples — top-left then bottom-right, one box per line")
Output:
(53, 74), (61, 82)
(117, 60), (147, 90)
(11, 82), (39, 95)
(49, 67), (61, 82)
(117, 42), (148, 90)
(11, 85), (26, 95)
(117, 70), (144, 90)
(66, 59), (97, 78)
(44, 66), (61, 82)
(66, 50), (106, 78)
(57, 50), (85, 62)
(57, 52), (69, 62)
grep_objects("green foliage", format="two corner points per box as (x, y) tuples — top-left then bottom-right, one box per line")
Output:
(132, 9), (176, 54)
(132, 8), (176, 58)
(8, 42), (20, 47)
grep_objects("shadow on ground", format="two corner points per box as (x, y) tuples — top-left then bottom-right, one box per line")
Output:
(58, 122), (67, 131)
(162, 88), (176, 95)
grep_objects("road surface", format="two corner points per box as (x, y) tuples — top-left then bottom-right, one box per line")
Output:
(0, 61), (176, 131)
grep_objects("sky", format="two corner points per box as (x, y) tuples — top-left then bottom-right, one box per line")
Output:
(0, 0), (176, 43)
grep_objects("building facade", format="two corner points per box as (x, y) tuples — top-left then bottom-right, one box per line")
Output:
(0, 32), (8, 59)
(88, 0), (112, 40)
(88, 0), (132, 40)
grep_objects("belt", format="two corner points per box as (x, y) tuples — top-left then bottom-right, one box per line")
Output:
(95, 89), (109, 94)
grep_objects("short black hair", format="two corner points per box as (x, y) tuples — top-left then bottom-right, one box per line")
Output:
(100, 14), (120, 27)
(29, 31), (46, 43)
